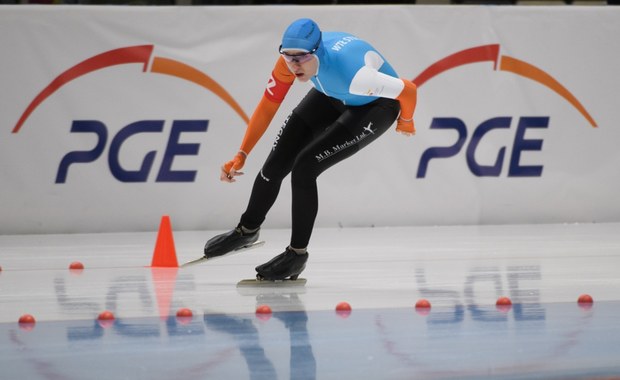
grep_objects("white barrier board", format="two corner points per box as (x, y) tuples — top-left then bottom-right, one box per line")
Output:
(1, 5), (618, 233)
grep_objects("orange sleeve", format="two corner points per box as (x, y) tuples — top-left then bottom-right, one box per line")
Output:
(239, 57), (295, 155)
(395, 79), (417, 121)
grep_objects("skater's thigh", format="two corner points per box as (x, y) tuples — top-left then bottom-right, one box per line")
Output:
(292, 98), (400, 179)
(260, 112), (309, 180)
(262, 90), (342, 179)
(293, 88), (345, 136)
(336, 97), (399, 149)
(291, 123), (359, 184)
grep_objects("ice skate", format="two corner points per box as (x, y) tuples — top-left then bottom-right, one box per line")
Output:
(181, 225), (263, 267)
(254, 247), (308, 281)
(203, 225), (261, 259)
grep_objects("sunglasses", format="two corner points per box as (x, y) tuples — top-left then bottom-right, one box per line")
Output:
(279, 34), (321, 64)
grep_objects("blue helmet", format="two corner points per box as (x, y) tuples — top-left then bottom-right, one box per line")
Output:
(280, 18), (322, 53)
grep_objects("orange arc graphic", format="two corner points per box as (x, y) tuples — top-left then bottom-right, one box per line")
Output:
(13, 45), (154, 134)
(499, 55), (597, 128)
(150, 57), (249, 125)
(412, 44), (597, 129)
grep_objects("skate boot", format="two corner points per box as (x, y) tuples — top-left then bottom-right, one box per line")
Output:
(255, 247), (308, 281)
(203, 224), (259, 259)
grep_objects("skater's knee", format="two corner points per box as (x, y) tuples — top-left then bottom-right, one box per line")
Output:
(259, 166), (287, 183)
(291, 159), (320, 188)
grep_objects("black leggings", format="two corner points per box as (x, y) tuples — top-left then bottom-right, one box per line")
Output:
(240, 88), (400, 248)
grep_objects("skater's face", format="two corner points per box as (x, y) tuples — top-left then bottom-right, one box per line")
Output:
(280, 49), (318, 82)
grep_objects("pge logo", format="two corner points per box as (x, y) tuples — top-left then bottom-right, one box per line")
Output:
(412, 44), (597, 178)
(13, 45), (249, 183)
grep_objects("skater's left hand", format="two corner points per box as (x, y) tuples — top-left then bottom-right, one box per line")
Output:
(396, 117), (415, 136)
(395, 79), (417, 137)
(220, 151), (246, 182)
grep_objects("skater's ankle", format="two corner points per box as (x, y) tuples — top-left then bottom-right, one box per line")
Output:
(288, 246), (307, 255)
(240, 225), (259, 234)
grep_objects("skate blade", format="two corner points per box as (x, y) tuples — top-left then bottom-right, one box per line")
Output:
(236, 278), (307, 287)
(180, 256), (209, 268)
(181, 240), (265, 268)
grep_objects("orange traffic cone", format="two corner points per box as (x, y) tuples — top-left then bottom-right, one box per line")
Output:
(150, 215), (179, 267)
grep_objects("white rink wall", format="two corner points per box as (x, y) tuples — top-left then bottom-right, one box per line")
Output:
(1, 5), (619, 234)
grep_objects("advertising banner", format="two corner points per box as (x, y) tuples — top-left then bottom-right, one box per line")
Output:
(1, 5), (618, 233)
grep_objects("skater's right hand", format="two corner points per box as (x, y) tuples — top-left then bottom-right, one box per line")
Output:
(220, 151), (247, 182)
